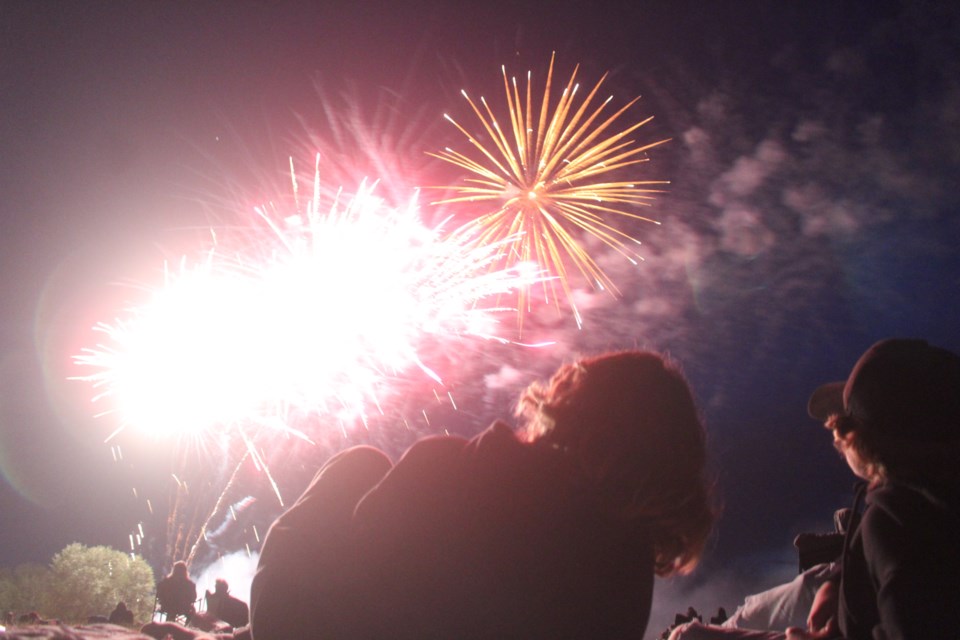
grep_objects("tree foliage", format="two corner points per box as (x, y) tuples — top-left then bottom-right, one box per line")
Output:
(0, 563), (53, 616)
(42, 544), (155, 623)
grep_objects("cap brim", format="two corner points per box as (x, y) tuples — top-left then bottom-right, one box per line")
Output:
(807, 381), (845, 420)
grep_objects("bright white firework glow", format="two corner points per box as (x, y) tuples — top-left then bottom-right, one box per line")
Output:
(74, 159), (536, 441)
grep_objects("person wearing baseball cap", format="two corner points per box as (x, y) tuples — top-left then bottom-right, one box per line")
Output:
(793, 338), (960, 640)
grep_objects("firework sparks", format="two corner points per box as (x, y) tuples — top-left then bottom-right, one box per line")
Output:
(431, 53), (669, 327)
(73, 157), (540, 566)
(75, 159), (533, 439)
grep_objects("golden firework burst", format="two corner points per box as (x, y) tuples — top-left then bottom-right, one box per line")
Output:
(431, 53), (669, 327)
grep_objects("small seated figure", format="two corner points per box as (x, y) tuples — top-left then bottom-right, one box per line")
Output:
(205, 578), (249, 629)
(156, 561), (197, 622)
(109, 600), (135, 625)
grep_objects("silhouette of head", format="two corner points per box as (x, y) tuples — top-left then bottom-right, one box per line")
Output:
(171, 561), (189, 578)
(517, 350), (713, 575)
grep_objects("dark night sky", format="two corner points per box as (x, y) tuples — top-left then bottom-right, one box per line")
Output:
(2, 1), (959, 634)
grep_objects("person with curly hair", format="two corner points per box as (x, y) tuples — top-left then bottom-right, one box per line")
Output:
(251, 350), (715, 639)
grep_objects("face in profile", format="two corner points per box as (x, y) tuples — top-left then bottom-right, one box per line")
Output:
(832, 430), (871, 480)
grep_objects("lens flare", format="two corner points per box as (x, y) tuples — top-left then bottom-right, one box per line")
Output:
(431, 53), (669, 327)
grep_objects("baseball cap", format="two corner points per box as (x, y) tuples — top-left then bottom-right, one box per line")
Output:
(807, 338), (960, 442)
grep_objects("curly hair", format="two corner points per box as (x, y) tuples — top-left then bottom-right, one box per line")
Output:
(516, 350), (715, 576)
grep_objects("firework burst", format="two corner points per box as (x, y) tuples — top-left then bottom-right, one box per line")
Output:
(431, 53), (669, 327)
(73, 157), (539, 563)
(75, 158), (534, 440)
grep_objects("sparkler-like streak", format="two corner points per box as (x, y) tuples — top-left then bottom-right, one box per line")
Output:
(431, 53), (669, 327)
(185, 452), (248, 567)
(73, 156), (538, 566)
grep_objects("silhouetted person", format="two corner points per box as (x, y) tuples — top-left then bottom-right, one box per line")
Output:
(251, 350), (715, 639)
(794, 338), (960, 639)
(670, 339), (960, 640)
(109, 601), (134, 625)
(156, 560), (197, 622)
(205, 578), (249, 629)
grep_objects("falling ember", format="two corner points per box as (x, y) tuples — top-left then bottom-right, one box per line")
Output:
(431, 53), (669, 327)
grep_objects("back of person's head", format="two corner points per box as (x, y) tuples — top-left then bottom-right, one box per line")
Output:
(214, 579), (229, 594)
(810, 338), (960, 488)
(517, 350), (714, 575)
(171, 560), (189, 579)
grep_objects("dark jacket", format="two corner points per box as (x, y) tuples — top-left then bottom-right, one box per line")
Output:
(108, 602), (134, 625)
(207, 591), (249, 629)
(156, 574), (197, 619)
(251, 422), (654, 639)
(839, 481), (960, 639)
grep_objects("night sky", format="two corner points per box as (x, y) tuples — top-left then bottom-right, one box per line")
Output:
(2, 1), (959, 635)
